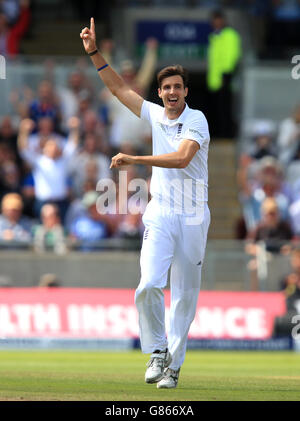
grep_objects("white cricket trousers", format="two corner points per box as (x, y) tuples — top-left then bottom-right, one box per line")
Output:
(135, 199), (210, 370)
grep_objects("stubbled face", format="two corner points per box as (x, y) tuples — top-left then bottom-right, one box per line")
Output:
(158, 75), (188, 119)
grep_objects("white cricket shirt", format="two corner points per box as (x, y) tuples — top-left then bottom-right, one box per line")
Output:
(21, 141), (77, 201)
(140, 100), (210, 215)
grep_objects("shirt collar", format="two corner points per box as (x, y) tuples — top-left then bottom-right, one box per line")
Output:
(159, 103), (190, 126)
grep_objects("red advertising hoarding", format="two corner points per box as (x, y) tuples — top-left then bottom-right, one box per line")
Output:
(0, 289), (286, 340)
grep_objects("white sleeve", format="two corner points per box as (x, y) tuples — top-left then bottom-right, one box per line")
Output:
(181, 111), (210, 148)
(140, 100), (151, 123)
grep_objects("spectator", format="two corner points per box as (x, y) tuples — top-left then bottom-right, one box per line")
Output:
(240, 156), (292, 232)
(0, 0), (31, 57)
(113, 166), (147, 239)
(82, 110), (105, 141)
(0, 0), (20, 25)
(17, 117), (80, 222)
(9, 85), (34, 120)
(38, 273), (60, 288)
(100, 38), (157, 152)
(94, 166), (148, 239)
(64, 178), (97, 234)
(0, 160), (21, 196)
(20, 169), (35, 217)
(0, 144), (18, 200)
(68, 132), (111, 197)
(27, 117), (65, 155)
(33, 204), (67, 255)
(237, 120), (277, 202)
(277, 105), (300, 167)
(28, 80), (61, 131)
(248, 121), (277, 161)
(68, 191), (108, 250)
(58, 70), (93, 131)
(285, 143), (300, 190)
(0, 192), (32, 244)
(0, 116), (18, 158)
(245, 197), (294, 290)
(77, 89), (94, 123)
(206, 9), (241, 138)
(0, 0), (20, 24)
(247, 197), (294, 253)
(273, 246), (300, 337)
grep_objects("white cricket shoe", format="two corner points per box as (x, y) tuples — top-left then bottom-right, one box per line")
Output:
(145, 348), (172, 384)
(157, 367), (180, 389)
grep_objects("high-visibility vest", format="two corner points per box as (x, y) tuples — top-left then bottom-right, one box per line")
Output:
(207, 26), (241, 91)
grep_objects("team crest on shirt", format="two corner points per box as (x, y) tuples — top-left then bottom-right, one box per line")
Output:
(175, 123), (183, 139)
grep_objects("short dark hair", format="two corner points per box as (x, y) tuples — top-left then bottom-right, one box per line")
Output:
(211, 9), (225, 20)
(157, 65), (189, 89)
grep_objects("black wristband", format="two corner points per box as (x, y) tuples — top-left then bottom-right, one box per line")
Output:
(88, 49), (98, 57)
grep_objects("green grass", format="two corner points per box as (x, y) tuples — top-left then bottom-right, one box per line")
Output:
(0, 350), (299, 401)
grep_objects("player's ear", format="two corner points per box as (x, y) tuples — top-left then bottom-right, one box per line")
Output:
(158, 88), (162, 98)
(184, 87), (188, 97)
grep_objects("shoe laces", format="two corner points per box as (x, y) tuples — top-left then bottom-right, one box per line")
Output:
(146, 350), (168, 368)
(147, 356), (165, 368)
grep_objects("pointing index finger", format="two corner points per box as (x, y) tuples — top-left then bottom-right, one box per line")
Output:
(90, 17), (95, 34)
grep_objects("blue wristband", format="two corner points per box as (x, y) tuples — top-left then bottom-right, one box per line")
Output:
(97, 64), (109, 72)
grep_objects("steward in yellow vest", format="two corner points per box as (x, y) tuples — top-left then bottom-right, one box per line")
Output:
(207, 25), (241, 92)
(206, 10), (242, 138)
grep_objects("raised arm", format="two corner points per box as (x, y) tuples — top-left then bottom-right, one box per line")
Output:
(80, 18), (144, 117)
(62, 116), (81, 159)
(17, 118), (35, 152)
(67, 116), (81, 147)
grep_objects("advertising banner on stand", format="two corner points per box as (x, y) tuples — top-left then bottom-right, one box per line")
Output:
(0, 289), (286, 341)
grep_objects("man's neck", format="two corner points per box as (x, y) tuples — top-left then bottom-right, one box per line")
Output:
(165, 103), (186, 120)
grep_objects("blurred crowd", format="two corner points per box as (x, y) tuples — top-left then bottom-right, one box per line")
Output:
(237, 107), (300, 289)
(0, 36), (159, 253)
